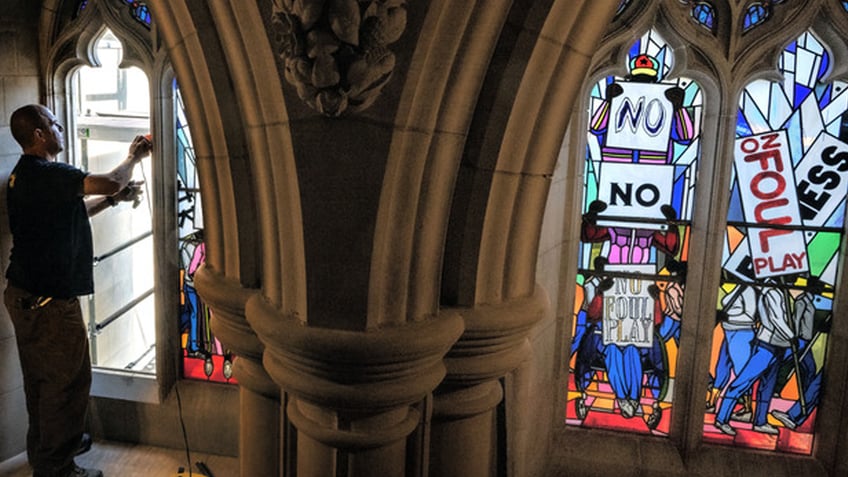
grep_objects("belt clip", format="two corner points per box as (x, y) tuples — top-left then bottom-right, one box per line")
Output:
(29, 296), (53, 310)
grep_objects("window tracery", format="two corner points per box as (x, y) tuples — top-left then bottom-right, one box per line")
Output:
(743, 0), (785, 31)
(691, 2), (717, 31)
(123, 0), (151, 28)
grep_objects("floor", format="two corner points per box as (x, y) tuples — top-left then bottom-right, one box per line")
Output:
(0, 441), (238, 477)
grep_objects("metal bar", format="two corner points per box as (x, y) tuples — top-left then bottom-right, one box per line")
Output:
(125, 344), (156, 371)
(93, 230), (153, 265)
(94, 288), (154, 332)
(590, 214), (687, 226)
(587, 216), (843, 234)
(576, 268), (686, 283)
(719, 276), (831, 293)
(725, 220), (843, 233)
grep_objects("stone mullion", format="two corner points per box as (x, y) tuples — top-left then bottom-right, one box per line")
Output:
(431, 286), (548, 477)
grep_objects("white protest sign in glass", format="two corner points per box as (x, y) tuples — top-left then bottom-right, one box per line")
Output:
(596, 162), (674, 229)
(794, 131), (848, 227)
(606, 82), (675, 152)
(734, 130), (808, 278)
(602, 264), (656, 348)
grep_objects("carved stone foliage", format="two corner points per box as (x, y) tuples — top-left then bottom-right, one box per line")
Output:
(270, 0), (407, 116)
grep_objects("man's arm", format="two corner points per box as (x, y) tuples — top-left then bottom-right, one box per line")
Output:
(84, 181), (144, 217)
(82, 135), (151, 196)
(762, 287), (794, 341)
(84, 196), (115, 216)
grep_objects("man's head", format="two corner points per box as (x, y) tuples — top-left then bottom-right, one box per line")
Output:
(10, 104), (65, 159)
(627, 54), (660, 83)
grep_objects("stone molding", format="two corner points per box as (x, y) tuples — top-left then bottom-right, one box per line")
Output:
(442, 284), (549, 386)
(194, 264), (263, 361)
(246, 292), (464, 412)
(432, 380), (503, 419)
(287, 398), (421, 450)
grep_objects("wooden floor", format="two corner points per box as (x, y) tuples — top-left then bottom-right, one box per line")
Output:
(0, 441), (238, 477)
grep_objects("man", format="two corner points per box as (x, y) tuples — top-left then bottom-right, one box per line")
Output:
(707, 282), (758, 418)
(5, 104), (150, 477)
(771, 279), (827, 431)
(713, 277), (813, 436)
(571, 257), (613, 417)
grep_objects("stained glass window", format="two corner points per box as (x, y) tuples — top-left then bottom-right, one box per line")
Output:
(123, 0), (151, 27)
(743, 3), (769, 31)
(176, 82), (236, 384)
(566, 29), (703, 436)
(691, 2), (716, 32)
(742, 0), (786, 31)
(703, 31), (845, 455)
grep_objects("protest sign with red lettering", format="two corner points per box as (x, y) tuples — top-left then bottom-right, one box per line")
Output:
(734, 130), (809, 278)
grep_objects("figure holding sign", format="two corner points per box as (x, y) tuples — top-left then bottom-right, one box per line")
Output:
(589, 53), (696, 165)
(576, 54), (694, 423)
(584, 53), (693, 265)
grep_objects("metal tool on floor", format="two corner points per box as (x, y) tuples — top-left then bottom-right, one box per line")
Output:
(172, 461), (214, 477)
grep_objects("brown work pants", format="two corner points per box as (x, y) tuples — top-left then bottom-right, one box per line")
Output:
(5, 285), (91, 477)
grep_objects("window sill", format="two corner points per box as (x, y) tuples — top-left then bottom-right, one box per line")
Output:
(91, 368), (159, 404)
(549, 425), (829, 477)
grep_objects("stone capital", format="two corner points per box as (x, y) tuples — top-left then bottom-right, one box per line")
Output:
(246, 293), (465, 413)
(442, 285), (549, 385)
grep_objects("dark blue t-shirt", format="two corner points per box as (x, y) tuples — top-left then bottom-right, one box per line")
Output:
(6, 154), (93, 297)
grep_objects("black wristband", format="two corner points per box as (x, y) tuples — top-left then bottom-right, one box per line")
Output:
(106, 196), (117, 207)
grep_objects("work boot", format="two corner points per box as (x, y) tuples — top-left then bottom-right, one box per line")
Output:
(76, 433), (92, 456)
(65, 464), (104, 477)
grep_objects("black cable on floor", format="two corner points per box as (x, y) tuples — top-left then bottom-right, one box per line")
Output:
(174, 381), (193, 477)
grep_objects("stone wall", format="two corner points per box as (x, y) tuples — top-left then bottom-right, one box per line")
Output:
(0, 0), (42, 462)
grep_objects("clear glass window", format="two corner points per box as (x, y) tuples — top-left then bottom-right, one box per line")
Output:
(70, 28), (156, 374)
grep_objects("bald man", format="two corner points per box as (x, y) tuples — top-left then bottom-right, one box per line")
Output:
(4, 104), (150, 477)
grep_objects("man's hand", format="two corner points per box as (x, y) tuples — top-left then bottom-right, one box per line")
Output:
(661, 204), (677, 221)
(665, 87), (685, 110)
(583, 200), (608, 225)
(113, 180), (145, 208)
(128, 135), (153, 163)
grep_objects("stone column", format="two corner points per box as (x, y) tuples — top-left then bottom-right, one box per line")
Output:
(246, 293), (464, 477)
(195, 266), (281, 477)
(431, 286), (549, 477)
